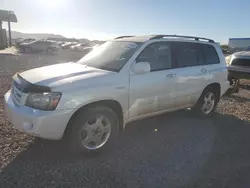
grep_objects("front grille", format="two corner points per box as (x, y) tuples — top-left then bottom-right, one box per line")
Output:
(13, 80), (22, 91)
(231, 58), (250, 67)
(11, 80), (22, 105)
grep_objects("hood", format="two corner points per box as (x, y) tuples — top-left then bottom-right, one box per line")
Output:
(234, 51), (250, 58)
(19, 62), (114, 88)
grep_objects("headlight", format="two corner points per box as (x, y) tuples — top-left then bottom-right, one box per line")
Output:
(25, 92), (61, 111)
(225, 55), (233, 65)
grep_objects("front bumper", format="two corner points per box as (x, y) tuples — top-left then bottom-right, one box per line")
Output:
(228, 70), (250, 80)
(4, 91), (74, 140)
(228, 65), (250, 80)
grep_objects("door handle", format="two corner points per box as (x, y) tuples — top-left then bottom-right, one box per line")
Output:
(201, 68), (207, 73)
(166, 73), (176, 78)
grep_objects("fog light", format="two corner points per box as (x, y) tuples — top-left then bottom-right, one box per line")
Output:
(23, 122), (33, 131)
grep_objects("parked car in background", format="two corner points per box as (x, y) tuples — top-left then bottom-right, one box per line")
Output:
(4, 35), (229, 154)
(15, 38), (36, 46)
(222, 48), (230, 54)
(227, 51), (250, 92)
(61, 42), (70, 49)
(57, 41), (65, 46)
(226, 45), (250, 55)
(70, 43), (90, 51)
(17, 40), (59, 53)
(62, 42), (77, 49)
(82, 46), (93, 55)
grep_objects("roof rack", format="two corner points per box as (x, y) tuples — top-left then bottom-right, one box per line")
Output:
(114, 36), (135, 39)
(150, 35), (215, 43)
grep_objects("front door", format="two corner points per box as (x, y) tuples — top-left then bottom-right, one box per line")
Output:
(129, 42), (177, 120)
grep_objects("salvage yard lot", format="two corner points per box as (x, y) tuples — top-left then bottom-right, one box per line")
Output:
(1, 50), (250, 187)
(0, 49), (83, 95)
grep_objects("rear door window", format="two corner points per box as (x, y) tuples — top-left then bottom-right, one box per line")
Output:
(173, 42), (202, 68)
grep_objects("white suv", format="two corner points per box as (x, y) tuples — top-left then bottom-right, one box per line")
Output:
(4, 35), (229, 153)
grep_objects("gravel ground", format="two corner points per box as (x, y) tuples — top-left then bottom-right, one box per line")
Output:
(1, 82), (250, 188)
(0, 50), (250, 187)
(188, 81), (250, 188)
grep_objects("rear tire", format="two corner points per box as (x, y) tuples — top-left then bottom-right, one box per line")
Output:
(67, 106), (119, 154)
(193, 87), (219, 117)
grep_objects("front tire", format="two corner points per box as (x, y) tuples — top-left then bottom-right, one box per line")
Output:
(68, 106), (119, 154)
(193, 88), (219, 117)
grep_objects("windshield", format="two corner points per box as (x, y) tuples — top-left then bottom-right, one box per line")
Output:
(77, 41), (141, 72)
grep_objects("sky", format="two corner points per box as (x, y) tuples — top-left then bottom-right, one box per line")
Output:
(0, 0), (250, 44)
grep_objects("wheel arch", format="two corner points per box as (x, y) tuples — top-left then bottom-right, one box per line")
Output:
(192, 82), (221, 116)
(202, 82), (221, 101)
(63, 100), (124, 138)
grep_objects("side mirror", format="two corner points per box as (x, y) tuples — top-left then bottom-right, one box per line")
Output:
(132, 62), (151, 74)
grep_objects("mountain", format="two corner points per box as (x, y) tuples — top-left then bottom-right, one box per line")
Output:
(8, 31), (104, 44)
(9, 31), (65, 40)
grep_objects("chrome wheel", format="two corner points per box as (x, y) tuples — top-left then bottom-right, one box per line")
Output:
(81, 115), (111, 150)
(202, 92), (215, 114)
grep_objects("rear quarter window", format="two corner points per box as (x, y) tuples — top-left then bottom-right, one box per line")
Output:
(201, 44), (220, 65)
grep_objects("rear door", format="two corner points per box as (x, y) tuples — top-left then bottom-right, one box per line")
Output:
(172, 42), (210, 107)
(200, 43), (221, 84)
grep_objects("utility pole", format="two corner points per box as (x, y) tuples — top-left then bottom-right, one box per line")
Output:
(0, 21), (2, 49)
(8, 19), (12, 46)
(0, 10), (17, 47)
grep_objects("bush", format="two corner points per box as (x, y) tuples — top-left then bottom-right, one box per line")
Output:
(220, 44), (229, 50)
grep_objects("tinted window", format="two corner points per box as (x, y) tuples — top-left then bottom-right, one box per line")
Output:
(137, 42), (172, 71)
(201, 44), (220, 64)
(173, 42), (201, 68)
